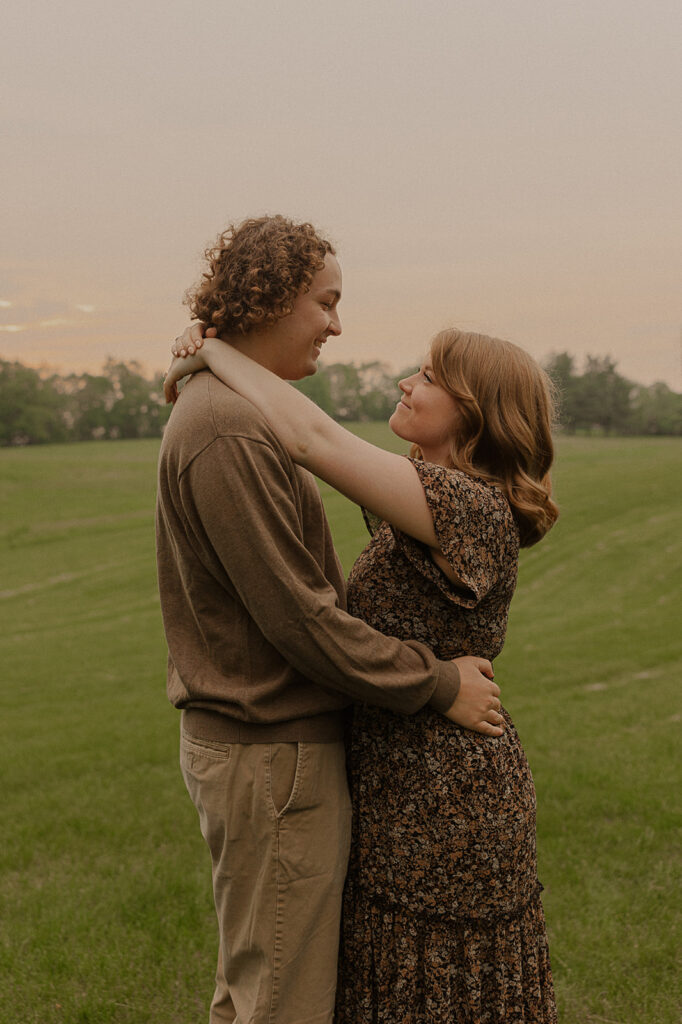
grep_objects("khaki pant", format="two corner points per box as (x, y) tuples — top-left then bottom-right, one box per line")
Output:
(180, 720), (352, 1024)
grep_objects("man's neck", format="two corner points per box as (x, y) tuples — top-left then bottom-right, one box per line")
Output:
(219, 332), (286, 379)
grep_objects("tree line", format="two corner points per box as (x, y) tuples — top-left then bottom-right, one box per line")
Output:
(544, 353), (682, 436)
(0, 353), (680, 447)
(0, 359), (171, 447)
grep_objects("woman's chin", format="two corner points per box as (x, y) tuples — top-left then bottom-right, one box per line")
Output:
(388, 412), (410, 442)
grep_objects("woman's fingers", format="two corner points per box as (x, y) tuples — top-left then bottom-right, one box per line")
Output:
(164, 374), (178, 404)
(183, 323), (210, 355)
(172, 326), (195, 358)
(190, 324), (207, 348)
(172, 323), (214, 358)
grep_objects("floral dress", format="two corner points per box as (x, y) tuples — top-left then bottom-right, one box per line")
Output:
(334, 460), (557, 1024)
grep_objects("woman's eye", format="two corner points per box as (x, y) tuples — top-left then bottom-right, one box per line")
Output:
(423, 371), (432, 383)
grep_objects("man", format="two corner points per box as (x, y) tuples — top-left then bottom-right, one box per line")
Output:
(156, 215), (502, 1024)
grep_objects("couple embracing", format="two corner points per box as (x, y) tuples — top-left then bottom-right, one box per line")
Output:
(156, 215), (559, 1023)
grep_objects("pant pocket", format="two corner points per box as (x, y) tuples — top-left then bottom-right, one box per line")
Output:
(268, 742), (300, 817)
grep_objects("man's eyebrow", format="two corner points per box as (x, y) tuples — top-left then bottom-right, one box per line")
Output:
(319, 288), (341, 301)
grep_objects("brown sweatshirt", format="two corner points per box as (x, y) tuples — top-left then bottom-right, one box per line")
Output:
(156, 371), (460, 742)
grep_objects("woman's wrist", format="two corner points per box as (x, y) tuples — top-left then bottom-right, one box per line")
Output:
(200, 335), (222, 368)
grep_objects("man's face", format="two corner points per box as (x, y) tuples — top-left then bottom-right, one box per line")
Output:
(266, 254), (342, 380)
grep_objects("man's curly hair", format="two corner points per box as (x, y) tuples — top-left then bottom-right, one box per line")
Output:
(185, 215), (336, 335)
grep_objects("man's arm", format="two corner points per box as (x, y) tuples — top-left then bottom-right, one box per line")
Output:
(184, 422), (503, 735)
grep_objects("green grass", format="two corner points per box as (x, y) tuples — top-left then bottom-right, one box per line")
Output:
(1, 434), (680, 1023)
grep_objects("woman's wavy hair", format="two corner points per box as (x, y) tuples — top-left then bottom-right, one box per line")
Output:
(411, 329), (559, 547)
(185, 215), (335, 335)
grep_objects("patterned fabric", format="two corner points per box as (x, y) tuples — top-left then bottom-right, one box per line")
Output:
(335, 459), (557, 1023)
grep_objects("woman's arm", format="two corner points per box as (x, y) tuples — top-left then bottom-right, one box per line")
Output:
(163, 334), (503, 734)
(165, 336), (441, 548)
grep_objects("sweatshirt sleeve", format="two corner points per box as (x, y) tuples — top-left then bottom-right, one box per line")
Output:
(183, 433), (459, 715)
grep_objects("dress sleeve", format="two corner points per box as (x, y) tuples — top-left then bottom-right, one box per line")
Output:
(391, 459), (519, 609)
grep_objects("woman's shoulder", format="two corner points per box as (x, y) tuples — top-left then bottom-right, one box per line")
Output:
(409, 458), (512, 518)
(384, 459), (519, 610)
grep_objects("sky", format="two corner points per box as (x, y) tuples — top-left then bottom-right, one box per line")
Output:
(2, 0), (681, 389)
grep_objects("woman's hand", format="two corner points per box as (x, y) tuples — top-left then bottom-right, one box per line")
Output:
(172, 323), (218, 358)
(443, 656), (505, 737)
(163, 324), (218, 403)
(163, 350), (207, 403)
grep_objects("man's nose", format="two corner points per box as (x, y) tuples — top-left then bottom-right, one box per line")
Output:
(328, 311), (342, 336)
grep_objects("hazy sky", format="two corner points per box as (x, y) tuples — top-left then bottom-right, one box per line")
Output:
(2, 0), (681, 388)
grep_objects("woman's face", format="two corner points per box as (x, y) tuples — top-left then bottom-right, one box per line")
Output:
(389, 359), (460, 465)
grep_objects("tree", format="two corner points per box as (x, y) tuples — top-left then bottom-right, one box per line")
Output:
(576, 356), (632, 434)
(295, 361), (405, 422)
(104, 360), (158, 438)
(323, 363), (364, 420)
(356, 361), (401, 421)
(60, 371), (117, 441)
(546, 352), (634, 434)
(293, 367), (335, 415)
(0, 360), (68, 445)
(629, 382), (682, 436)
(544, 352), (579, 432)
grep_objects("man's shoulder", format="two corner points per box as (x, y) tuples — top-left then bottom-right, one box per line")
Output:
(163, 371), (280, 460)
(159, 371), (323, 518)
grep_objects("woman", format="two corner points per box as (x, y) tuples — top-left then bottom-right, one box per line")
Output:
(165, 325), (559, 1023)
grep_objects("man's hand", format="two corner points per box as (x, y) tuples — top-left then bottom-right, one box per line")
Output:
(443, 656), (504, 737)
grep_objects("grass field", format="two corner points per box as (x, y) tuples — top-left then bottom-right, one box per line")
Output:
(1, 432), (680, 1023)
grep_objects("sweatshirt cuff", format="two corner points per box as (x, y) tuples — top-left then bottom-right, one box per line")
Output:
(428, 661), (460, 713)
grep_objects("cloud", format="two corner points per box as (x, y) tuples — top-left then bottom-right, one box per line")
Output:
(0, 300), (67, 323)
(0, 300), (98, 331)
(39, 318), (73, 328)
